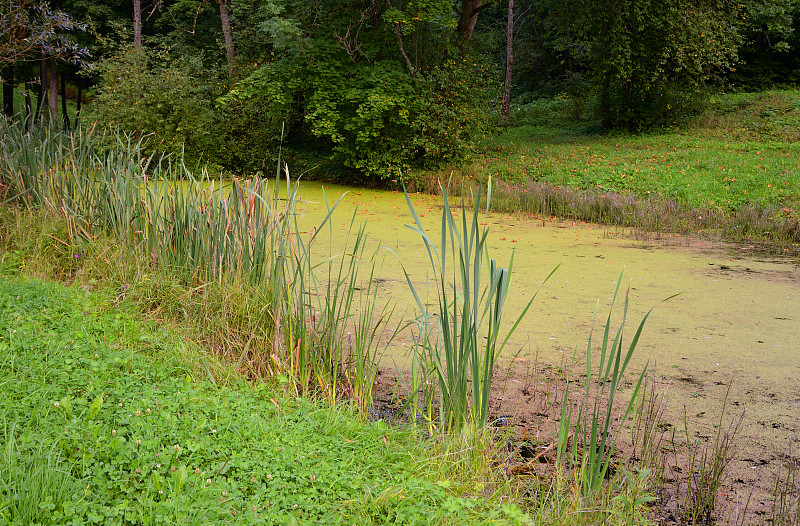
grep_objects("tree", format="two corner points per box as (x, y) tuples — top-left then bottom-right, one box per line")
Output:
(0, 0), (87, 66)
(500, 0), (514, 123)
(1, 0), (87, 120)
(457, 0), (497, 45)
(217, 0), (235, 77)
(580, 0), (741, 129)
(134, 0), (143, 47)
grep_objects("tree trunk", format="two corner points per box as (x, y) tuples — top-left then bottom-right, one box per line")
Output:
(457, 0), (494, 46)
(133, 0), (143, 48)
(24, 72), (32, 124)
(76, 77), (82, 125)
(500, 0), (514, 124)
(35, 57), (45, 123)
(48, 60), (58, 120)
(386, 0), (417, 78)
(61, 72), (70, 131)
(600, 72), (612, 129)
(217, 0), (236, 78)
(2, 66), (13, 118)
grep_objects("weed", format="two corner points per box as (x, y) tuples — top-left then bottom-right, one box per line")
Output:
(0, 276), (521, 525)
(671, 385), (745, 525)
(0, 424), (82, 525)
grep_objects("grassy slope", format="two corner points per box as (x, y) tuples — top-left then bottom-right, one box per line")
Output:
(431, 91), (800, 245)
(0, 275), (524, 525)
(480, 90), (800, 210)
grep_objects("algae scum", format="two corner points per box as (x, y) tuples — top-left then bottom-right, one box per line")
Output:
(295, 181), (800, 511)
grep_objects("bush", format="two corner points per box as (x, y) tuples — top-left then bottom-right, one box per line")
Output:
(302, 56), (495, 180)
(86, 47), (217, 165)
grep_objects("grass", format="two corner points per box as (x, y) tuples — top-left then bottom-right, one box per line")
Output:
(416, 89), (800, 251)
(0, 120), (671, 524)
(0, 275), (534, 525)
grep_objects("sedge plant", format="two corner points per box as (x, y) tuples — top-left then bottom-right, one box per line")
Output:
(392, 181), (555, 434)
(0, 120), (393, 411)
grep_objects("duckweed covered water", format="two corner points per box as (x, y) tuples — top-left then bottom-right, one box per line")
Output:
(293, 181), (800, 513)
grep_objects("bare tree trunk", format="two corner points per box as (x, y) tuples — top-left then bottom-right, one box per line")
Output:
(61, 72), (69, 131)
(385, 0), (417, 78)
(75, 77), (82, 125)
(600, 72), (611, 129)
(35, 57), (45, 123)
(457, 0), (494, 47)
(133, 0), (143, 48)
(48, 60), (58, 120)
(24, 72), (32, 125)
(217, 0), (236, 78)
(500, 0), (514, 124)
(2, 66), (13, 118)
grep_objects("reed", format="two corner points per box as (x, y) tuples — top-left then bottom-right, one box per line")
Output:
(393, 181), (554, 433)
(0, 121), (391, 410)
(556, 272), (671, 494)
(672, 386), (745, 525)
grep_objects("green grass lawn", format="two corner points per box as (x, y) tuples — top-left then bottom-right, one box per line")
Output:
(0, 276), (526, 525)
(473, 90), (800, 212)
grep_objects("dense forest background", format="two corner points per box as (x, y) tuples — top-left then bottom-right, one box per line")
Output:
(2, 0), (799, 179)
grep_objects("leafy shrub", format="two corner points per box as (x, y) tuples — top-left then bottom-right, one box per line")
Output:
(306, 58), (494, 180)
(86, 47), (217, 165)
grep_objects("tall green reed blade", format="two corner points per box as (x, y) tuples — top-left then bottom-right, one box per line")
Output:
(392, 183), (554, 433)
(557, 270), (675, 494)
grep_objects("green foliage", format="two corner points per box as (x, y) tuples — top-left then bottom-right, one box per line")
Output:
(87, 46), (217, 163)
(215, 0), (495, 180)
(304, 59), (493, 179)
(0, 277), (514, 525)
(392, 183), (552, 433)
(586, 0), (741, 128)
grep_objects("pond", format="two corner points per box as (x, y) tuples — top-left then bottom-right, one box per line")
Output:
(293, 180), (800, 516)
